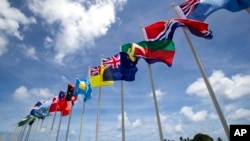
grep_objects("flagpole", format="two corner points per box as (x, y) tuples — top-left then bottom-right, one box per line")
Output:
(65, 102), (73, 141)
(48, 111), (57, 141)
(95, 87), (102, 141)
(42, 115), (50, 141)
(37, 119), (44, 141)
(17, 126), (25, 141)
(20, 124), (28, 141)
(140, 25), (164, 141)
(120, 80), (126, 141)
(148, 63), (164, 141)
(79, 101), (86, 141)
(24, 124), (32, 141)
(56, 113), (63, 141)
(171, 3), (230, 140)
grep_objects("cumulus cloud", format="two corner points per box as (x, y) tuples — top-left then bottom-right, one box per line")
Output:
(227, 108), (250, 121)
(13, 86), (53, 103)
(19, 44), (39, 60)
(149, 89), (165, 101)
(28, 0), (127, 64)
(117, 112), (142, 129)
(186, 70), (250, 100)
(180, 106), (207, 122)
(0, 0), (36, 56)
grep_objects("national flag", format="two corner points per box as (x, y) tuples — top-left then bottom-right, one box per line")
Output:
(121, 39), (175, 66)
(102, 52), (138, 81)
(74, 78), (92, 102)
(57, 91), (71, 116)
(142, 18), (213, 40)
(35, 100), (51, 117)
(49, 96), (59, 112)
(30, 101), (44, 119)
(18, 115), (36, 127)
(179, 0), (250, 21)
(65, 84), (75, 101)
(89, 65), (113, 87)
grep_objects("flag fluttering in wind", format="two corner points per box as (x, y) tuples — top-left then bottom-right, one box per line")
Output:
(179, 0), (250, 21)
(102, 52), (138, 81)
(58, 91), (71, 116)
(30, 101), (45, 119)
(121, 39), (175, 66)
(49, 95), (59, 112)
(89, 65), (114, 87)
(142, 18), (213, 40)
(49, 91), (71, 116)
(74, 78), (92, 102)
(66, 84), (78, 105)
(35, 100), (51, 117)
(18, 115), (36, 127)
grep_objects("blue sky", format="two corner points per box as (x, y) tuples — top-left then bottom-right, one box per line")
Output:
(0, 0), (250, 141)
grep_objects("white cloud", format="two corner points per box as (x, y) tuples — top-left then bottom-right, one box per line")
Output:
(0, 0), (36, 56)
(149, 89), (165, 101)
(19, 44), (39, 60)
(28, 0), (127, 64)
(117, 111), (142, 129)
(186, 70), (250, 100)
(13, 86), (53, 103)
(180, 106), (207, 122)
(227, 108), (250, 121)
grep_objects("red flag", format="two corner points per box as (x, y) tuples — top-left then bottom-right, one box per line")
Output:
(49, 96), (59, 112)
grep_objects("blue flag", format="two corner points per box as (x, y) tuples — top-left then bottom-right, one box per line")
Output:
(179, 0), (250, 21)
(103, 52), (138, 81)
(74, 78), (92, 102)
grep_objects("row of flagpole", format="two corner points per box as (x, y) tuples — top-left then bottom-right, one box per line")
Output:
(11, 2), (244, 141)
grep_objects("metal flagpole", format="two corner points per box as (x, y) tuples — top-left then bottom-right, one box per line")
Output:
(48, 112), (57, 141)
(17, 126), (25, 141)
(20, 124), (28, 141)
(65, 102), (74, 141)
(147, 64), (164, 141)
(56, 113), (63, 141)
(121, 80), (125, 141)
(140, 26), (164, 141)
(78, 101), (86, 141)
(95, 87), (102, 141)
(171, 3), (230, 140)
(42, 115), (50, 141)
(37, 119), (44, 141)
(24, 125), (32, 141)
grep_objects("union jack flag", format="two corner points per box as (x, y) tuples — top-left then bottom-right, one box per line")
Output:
(90, 66), (100, 76)
(102, 53), (121, 69)
(179, 0), (200, 17)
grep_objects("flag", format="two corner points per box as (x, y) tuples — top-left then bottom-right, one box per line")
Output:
(30, 101), (44, 119)
(65, 84), (75, 101)
(57, 91), (71, 116)
(65, 84), (78, 105)
(74, 78), (92, 102)
(102, 52), (138, 81)
(18, 115), (36, 127)
(36, 100), (51, 117)
(121, 39), (175, 66)
(89, 65), (113, 87)
(142, 18), (212, 40)
(49, 96), (59, 112)
(179, 0), (250, 21)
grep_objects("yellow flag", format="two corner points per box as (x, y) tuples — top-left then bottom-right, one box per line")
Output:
(90, 65), (113, 87)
